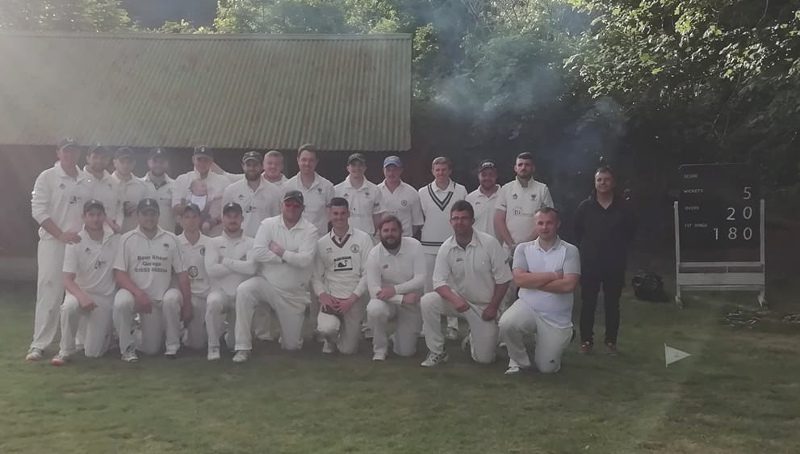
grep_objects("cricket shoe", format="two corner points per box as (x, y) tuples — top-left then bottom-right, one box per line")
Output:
(420, 351), (448, 367)
(232, 350), (250, 363)
(50, 352), (70, 366)
(121, 351), (139, 363)
(322, 340), (336, 354)
(25, 347), (44, 361)
(207, 347), (221, 361)
(372, 351), (387, 361)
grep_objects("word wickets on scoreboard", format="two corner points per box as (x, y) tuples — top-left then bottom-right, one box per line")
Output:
(674, 163), (765, 307)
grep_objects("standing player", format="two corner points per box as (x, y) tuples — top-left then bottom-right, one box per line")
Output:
(263, 150), (288, 186)
(176, 204), (212, 351)
(312, 197), (373, 354)
(112, 147), (150, 233)
(141, 148), (176, 233)
(418, 156), (467, 340)
(173, 146), (230, 236)
(205, 202), (256, 360)
(83, 145), (122, 232)
(365, 216), (426, 361)
(232, 190), (319, 362)
(112, 198), (192, 361)
(574, 166), (636, 355)
(498, 208), (580, 374)
(51, 200), (119, 365)
(222, 151), (282, 237)
(377, 156), (423, 238)
(466, 160), (501, 238)
(27, 138), (90, 361)
(285, 144), (334, 235)
(420, 200), (511, 367)
(334, 153), (384, 239)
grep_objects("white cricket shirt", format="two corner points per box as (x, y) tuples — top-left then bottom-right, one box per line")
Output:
(465, 185), (500, 237)
(312, 227), (373, 299)
(114, 227), (187, 300)
(205, 231), (256, 297)
(285, 172), (334, 234)
(365, 237), (426, 298)
(251, 215), (319, 292)
(62, 227), (119, 297)
(377, 180), (423, 237)
(418, 180), (467, 255)
(112, 172), (151, 233)
(335, 177), (384, 236)
(178, 232), (212, 298)
(84, 168), (123, 227)
(140, 172), (176, 232)
(31, 163), (91, 241)
(222, 178), (282, 237)
(497, 178), (554, 244)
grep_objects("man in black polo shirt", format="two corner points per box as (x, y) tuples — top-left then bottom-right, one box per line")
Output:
(574, 166), (636, 355)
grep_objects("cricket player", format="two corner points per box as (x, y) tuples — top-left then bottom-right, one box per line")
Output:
(418, 156), (467, 340)
(465, 160), (501, 238)
(312, 197), (373, 354)
(365, 216), (426, 361)
(141, 148), (176, 233)
(262, 150), (288, 186)
(420, 200), (511, 366)
(334, 153), (384, 239)
(222, 151), (282, 238)
(285, 144), (334, 235)
(377, 155), (423, 238)
(50, 200), (119, 365)
(112, 198), (192, 362)
(205, 202), (256, 360)
(173, 146), (230, 236)
(498, 207), (580, 374)
(232, 190), (319, 362)
(27, 138), (91, 361)
(112, 147), (151, 233)
(83, 145), (123, 232)
(175, 204), (212, 351)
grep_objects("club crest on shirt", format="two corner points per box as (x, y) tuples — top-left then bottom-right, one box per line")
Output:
(530, 194), (537, 201)
(200, 246), (206, 256)
(94, 260), (106, 270)
(364, 190), (370, 197)
(188, 265), (199, 278)
(59, 183), (66, 190)
(512, 193), (518, 200)
(382, 264), (389, 269)
(84, 247), (92, 254)
(317, 187), (322, 194)
(342, 193), (349, 198)
(163, 243), (170, 249)
(401, 199), (408, 207)
(325, 247), (333, 254)
(350, 244), (360, 253)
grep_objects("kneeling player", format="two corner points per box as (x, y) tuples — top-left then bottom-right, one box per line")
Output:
(175, 204), (212, 351)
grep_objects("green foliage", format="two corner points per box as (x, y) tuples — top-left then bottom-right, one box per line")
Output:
(0, 0), (132, 32)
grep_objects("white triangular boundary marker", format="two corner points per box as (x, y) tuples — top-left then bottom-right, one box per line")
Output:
(665, 344), (691, 367)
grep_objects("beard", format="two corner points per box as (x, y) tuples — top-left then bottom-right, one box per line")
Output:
(380, 236), (400, 250)
(245, 172), (261, 182)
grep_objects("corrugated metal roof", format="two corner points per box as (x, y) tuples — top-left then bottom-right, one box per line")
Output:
(0, 32), (411, 152)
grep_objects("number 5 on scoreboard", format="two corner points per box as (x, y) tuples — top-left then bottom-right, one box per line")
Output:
(743, 186), (752, 200)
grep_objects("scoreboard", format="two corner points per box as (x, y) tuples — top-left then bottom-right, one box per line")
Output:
(678, 164), (760, 263)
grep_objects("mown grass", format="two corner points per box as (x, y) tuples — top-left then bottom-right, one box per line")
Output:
(0, 283), (798, 454)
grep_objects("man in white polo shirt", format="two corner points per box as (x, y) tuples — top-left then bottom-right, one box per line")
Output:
(141, 148), (176, 233)
(27, 138), (91, 361)
(233, 190), (319, 362)
(419, 156), (467, 340)
(223, 151), (282, 238)
(466, 159), (501, 238)
(377, 156), (423, 238)
(312, 197), (373, 354)
(498, 207), (580, 375)
(365, 216), (426, 361)
(176, 204), (212, 352)
(420, 200), (511, 367)
(173, 146), (230, 236)
(335, 153), (384, 239)
(112, 198), (193, 362)
(263, 150), (289, 187)
(205, 202), (256, 360)
(112, 147), (151, 233)
(83, 145), (123, 232)
(51, 200), (119, 365)
(285, 144), (334, 235)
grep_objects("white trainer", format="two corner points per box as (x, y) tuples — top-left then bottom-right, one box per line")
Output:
(372, 351), (387, 361)
(420, 351), (448, 367)
(25, 348), (44, 361)
(232, 350), (250, 363)
(207, 347), (221, 361)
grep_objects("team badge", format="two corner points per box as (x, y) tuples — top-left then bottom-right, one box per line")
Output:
(334, 256), (353, 272)
(512, 193), (518, 200)
(530, 194), (537, 201)
(401, 200), (408, 207)
(59, 183), (66, 190)
(84, 247), (91, 254)
(238, 194), (245, 200)
(365, 190), (370, 197)
(317, 187), (322, 194)
(200, 246), (206, 256)
(188, 266), (199, 278)
(94, 260), (106, 270)
(382, 264), (389, 269)
(325, 247), (333, 253)
(350, 244), (360, 253)
(343, 193), (349, 198)
(163, 243), (169, 249)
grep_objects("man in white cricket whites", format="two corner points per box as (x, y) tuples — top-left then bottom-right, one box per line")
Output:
(420, 200), (511, 367)
(205, 202), (256, 361)
(173, 146), (229, 236)
(334, 153), (384, 239)
(141, 148), (176, 233)
(498, 207), (580, 374)
(262, 150), (288, 187)
(285, 144), (334, 235)
(232, 190), (319, 362)
(27, 138), (91, 361)
(51, 200), (119, 365)
(112, 147), (151, 233)
(365, 216), (426, 361)
(377, 155), (423, 238)
(83, 145), (122, 232)
(223, 151), (282, 238)
(312, 197), (373, 354)
(418, 156), (467, 340)
(175, 204), (212, 352)
(466, 159), (501, 238)
(112, 198), (193, 362)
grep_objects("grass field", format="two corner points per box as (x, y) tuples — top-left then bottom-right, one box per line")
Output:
(1, 284), (798, 454)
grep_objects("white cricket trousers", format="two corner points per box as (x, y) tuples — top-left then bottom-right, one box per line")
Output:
(366, 297), (422, 357)
(30, 239), (66, 351)
(316, 296), (367, 354)
(235, 276), (309, 351)
(59, 293), (114, 358)
(421, 292), (498, 364)
(424, 253), (459, 332)
(113, 288), (186, 355)
(498, 301), (572, 374)
(205, 289), (236, 351)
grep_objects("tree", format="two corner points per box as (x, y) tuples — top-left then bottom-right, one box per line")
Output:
(0, 0), (132, 32)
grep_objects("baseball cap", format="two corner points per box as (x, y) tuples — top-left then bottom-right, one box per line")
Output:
(347, 153), (366, 165)
(242, 151), (261, 163)
(383, 156), (402, 168)
(115, 147), (134, 160)
(223, 202), (243, 215)
(283, 190), (304, 205)
(149, 148), (167, 160)
(193, 145), (213, 158)
(137, 198), (160, 214)
(83, 199), (105, 213)
(57, 138), (80, 151)
(478, 159), (497, 172)
(88, 144), (111, 156)
(182, 203), (202, 215)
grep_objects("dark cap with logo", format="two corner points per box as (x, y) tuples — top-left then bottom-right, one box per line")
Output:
(283, 190), (304, 204)
(223, 202), (243, 215)
(182, 203), (202, 215)
(347, 153), (366, 165)
(83, 199), (105, 213)
(137, 198), (160, 214)
(383, 155), (402, 168)
(115, 147), (134, 160)
(149, 147), (168, 160)
(57, 138), (80, 151)
(478, 159), (497, 172)
(242, 151), (261, 163)
(88, 144), (112, 155)
(193, 145), (213, 158)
